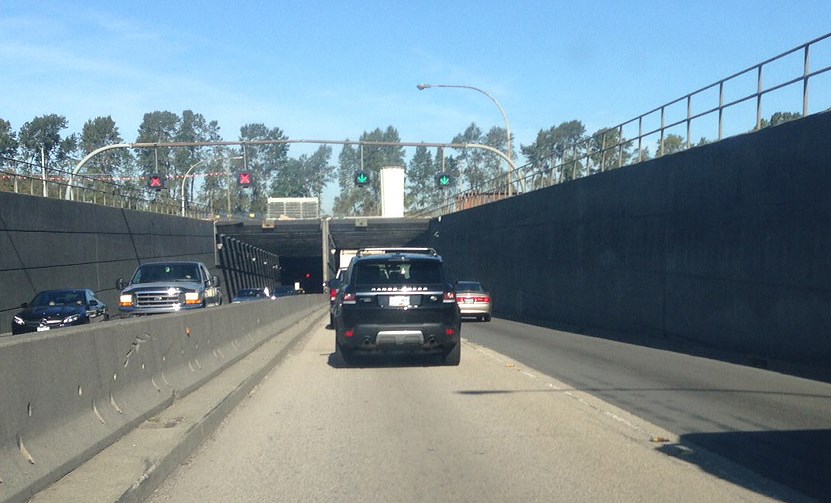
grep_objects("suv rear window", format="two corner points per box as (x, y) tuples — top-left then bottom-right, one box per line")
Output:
(353, 260), (443, 286)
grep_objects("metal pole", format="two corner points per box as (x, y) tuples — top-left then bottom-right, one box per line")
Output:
(41, 146), (47, 197)
(181, 159), (204, 216)
(321, 217), (330, 284)
(756, 64), (764, 130)
(226, 155), (243, 217)
(226, 162), (232, 217)
(417, 83), (514, 196)
(803, 43), (810, 117)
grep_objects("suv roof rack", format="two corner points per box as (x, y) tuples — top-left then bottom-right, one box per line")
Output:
(355, 247), (438, 257)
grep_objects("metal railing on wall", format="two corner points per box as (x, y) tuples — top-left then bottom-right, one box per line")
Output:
(0, 158), (212, 219)
(416, 32), (831, 217)
(216, 234), (282, 300)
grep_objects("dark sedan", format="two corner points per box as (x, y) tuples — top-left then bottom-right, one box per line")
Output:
(271, 285), (299, 297)
(231, 288), (272, 303)
(12, 289), (109, 335)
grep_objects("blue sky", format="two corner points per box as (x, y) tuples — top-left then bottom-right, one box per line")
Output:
(2, 0), (830, 167)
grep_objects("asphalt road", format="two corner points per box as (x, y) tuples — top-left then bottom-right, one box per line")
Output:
(460, 318), (831, 502)
(144, 318), (812, 502)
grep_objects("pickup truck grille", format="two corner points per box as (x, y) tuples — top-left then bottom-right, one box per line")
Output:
(135, 290), (183, 308)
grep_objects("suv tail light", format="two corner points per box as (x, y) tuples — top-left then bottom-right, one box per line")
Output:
(443, 291), (455, 303)
(329, 288), (338, 301)
(342, 292), (356, 305)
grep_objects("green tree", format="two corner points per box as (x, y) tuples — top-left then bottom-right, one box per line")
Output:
(174, 111), (222, 211)
(657, 134), (687, 156)
(136, 111), (180, 183)
(759, 111), (802, 129)
(270, 145), (334, 200)
(405, 146), (461, 212)
(520, 120), (586, 183)
(80, 116), (132, 183)
(196, 146), (236, 216)
(482, 125), (511, 186)
(333, 127), (404, 216)
(0, 118), (20, 191)
(451, 123), (489, 189)
(237, 123), (289, 216)
(17, 114), (73, 172)
(588, 127), (631, 174)
(405, 145), (436, 210)
(0, 118), (18, 161)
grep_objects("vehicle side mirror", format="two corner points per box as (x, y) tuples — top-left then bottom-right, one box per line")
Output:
(212, 275), (221, 287)
(89, 299), (99, 306)
(116, 278), (127, 290)
(20, 302), (28, 308)
(328, 279), (341, 289)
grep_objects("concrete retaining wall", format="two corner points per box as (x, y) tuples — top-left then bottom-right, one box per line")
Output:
(0, 194), (283, 333)
(0, 194), (217, 332)
(0, 295), (324, 503)
(431, 111), (831, 368)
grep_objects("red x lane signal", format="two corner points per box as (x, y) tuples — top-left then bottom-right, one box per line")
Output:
(238, 172), (252, 187)
(148, 175), (165, 190)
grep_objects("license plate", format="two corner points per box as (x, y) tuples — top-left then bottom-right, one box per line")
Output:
(37, 326), (50, 332)
(464, 298), (474, 304)
(389, 295), (410, 307)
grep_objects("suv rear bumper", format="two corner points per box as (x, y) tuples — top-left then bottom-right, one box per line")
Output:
(336, 321), (460, 354)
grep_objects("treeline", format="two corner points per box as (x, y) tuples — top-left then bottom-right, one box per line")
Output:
(0, 109), (801, 216)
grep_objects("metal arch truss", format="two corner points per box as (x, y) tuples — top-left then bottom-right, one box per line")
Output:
(66, 139), (517, 200)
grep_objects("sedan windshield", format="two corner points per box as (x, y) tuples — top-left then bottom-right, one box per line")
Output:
(237, 289), (263, 297)
(31, 290), (84, 307)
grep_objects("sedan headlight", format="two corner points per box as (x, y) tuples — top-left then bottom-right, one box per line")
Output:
(13, 315), (24, 325)
(63, 313), (81, 324)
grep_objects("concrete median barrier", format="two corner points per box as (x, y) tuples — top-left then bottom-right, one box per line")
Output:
(0, 295), (324, 503)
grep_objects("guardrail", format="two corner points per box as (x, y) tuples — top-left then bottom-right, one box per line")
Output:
(0, 158), (213, 219)
(416, 32), (831, 217)
(0, 295), (324, 503)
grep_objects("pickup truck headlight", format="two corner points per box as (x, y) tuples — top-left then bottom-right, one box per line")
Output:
(184, 291), (202, 305)
(119, 294), (135, 307)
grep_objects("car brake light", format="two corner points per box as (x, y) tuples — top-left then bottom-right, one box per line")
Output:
(476, 296), (490, 303)
(345, 329), (355, 338)
(330, 288), (338, 300)
(445, 328), (456, 336)
(342, 292), (356, 304)
(443, 291), (455, 303)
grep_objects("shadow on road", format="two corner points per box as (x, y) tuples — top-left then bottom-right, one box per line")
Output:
(658, 429), (831, 503)
(326, 352), (444, 369)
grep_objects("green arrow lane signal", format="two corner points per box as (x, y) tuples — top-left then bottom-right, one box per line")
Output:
(354, 171), (369, 186)
(435, 172), (451, 188)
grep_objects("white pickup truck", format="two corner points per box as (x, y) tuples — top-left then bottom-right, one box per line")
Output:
(116, 261), (222, 315)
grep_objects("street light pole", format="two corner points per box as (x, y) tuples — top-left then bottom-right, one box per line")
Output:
(181, 159), (205, 216)
(417, 83), (514, 196)
(226, 155), (244, 217)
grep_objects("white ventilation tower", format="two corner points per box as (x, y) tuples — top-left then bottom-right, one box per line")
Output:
(380, 166), (405, 217)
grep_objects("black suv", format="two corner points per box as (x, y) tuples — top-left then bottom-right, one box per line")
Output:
(332, 249), (461, 365)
